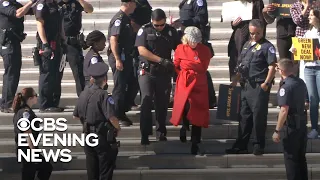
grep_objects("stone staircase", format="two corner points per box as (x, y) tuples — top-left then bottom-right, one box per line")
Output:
(0, 0), (319, 179)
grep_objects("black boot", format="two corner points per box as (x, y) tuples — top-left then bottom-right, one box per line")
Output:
(191, 143), (199, 155)
(180, 127), (187, 143)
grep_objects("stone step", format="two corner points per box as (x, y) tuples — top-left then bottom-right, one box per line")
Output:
(0, 153), (319, 172)
(1, 167), (313, 180)
(0, 123), (315, 140)
(0, 137), (318, 155)
(0, 108), (285, 125)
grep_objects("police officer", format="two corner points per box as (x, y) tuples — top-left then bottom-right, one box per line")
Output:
(172, 0), (216, 108)
(34, 0), (65, 112)
(73, 62), (120, 180)
(0, 0), (35, 113)
(12, 88), (53, 180)
(83, 30), (107, 86)
(107, 0), (136, 126)
(273, 58), (308, 180)
(126, 0), (152, 111)
(135, 9), (180, 145)
(57, 0), (93, 96)
(225, 19), (277, 155)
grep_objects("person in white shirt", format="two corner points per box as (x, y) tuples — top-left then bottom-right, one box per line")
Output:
(292, 6), (320, 139)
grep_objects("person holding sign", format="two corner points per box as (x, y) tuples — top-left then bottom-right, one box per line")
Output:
(225, 19), (277, 155)
(273, 59), (308, 180)
(290, 0), (312, 37)
(170, 26), (212, 155)
(291, 6), (320, 139)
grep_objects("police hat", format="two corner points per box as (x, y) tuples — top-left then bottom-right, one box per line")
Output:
(88, 62), (109, 78)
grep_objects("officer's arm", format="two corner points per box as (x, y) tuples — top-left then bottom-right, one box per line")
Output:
(0, 1), (33, 18)
(78, 0), (93, 13)
(15, 1), (34, 18)
(61, 19), (66, 42)
(110, 35), (121, 61)
(182, 0), (208, 27)
(264, 45), (277, 85)
(73, 103), (81, 120)
(172, 29), (181, 50)
(34, 5), (48, 44)
(103, 95), (120, 130)
(20, 112), (36, 149)
(135, 28), (161, 63)
(276, 86), (291, 131)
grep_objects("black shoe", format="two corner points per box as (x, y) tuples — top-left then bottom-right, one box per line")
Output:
(39, 107), (64, 113)
(141, 136), (150, 145)
(1, 108), (13, 113)
(157, 133), (167, 141)
(180, 128), (187, 143)
(123, 115), (133, 125)
(225, 147), (248, 154)
(119, 120), (131, 127)
(191, 143), (199, 155)
(253, 145), (264, 156)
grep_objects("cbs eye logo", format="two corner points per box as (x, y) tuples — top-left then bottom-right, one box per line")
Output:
(17, 118), (31, 131)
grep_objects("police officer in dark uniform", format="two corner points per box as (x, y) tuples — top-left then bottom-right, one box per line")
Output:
(172, 0), (216, 108)
(12, 87), (52, 180)
(226, 19), (277, 155)
(0, 0), (35, 113)
(33, 0), (65, 112)
(57, 0), (93, 96)
(73, 62), (120, 180)
(107, 0), (136, 126)
(135, 9), (180, 145)
(126, 0), (152, 111)
(273, 58), (308, 180)
(82, 30), (107, 86)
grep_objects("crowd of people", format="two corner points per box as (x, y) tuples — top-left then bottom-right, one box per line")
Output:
(2, 0), (319, 179)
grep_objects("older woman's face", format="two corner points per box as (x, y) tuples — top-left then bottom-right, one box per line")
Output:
(188, 41), (198, 49)
(309, 10), (319, 26)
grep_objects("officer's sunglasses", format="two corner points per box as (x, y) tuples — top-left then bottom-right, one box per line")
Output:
(153, 23), (165, 27)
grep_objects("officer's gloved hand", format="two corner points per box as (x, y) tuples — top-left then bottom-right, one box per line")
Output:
(159, 58), (174, 69)
(41, 43), (53, 59)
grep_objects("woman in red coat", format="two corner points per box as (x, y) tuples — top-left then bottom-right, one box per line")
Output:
(170, 26), (212, 155)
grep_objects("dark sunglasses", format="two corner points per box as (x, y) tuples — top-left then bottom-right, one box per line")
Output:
(153, 23), (165, 27)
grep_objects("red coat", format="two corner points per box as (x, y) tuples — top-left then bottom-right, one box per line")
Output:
(170, 43), (211, 128)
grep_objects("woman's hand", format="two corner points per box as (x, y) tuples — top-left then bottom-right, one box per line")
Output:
(232, 17), (242, 26)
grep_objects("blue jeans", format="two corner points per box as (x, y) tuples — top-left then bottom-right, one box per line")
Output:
(304, 66), (320, 130)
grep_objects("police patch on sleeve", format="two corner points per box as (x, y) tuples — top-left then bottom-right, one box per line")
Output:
(37, 3), (44, 10)
(197, 0), (204, 6)
(23, 112), (30, 119)
(114, 19), (121, 27)
(2, 1), (9, 7)
(108, 97), (114, 105)
(168, 30), (172, 36)
(91, 57), (98, 64)
(279, 88), (285, 96)
(137, 28), (143, 36)
(269, 46), (275, 54)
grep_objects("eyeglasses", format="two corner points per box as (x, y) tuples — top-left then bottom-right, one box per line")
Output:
(153, 23), (165, 27)
(33, 93), (38, 97)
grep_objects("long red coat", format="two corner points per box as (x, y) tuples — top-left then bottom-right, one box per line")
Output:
(170, 43), (211, 128)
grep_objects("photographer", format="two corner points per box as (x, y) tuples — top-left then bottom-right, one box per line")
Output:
(225, 19), (277, 155)
(73, 62), (120, 180)
(0, 0), (35, 113)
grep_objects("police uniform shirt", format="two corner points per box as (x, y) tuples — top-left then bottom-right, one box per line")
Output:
(13, 105), (40, 147)
(83, 49), (104, 80)
(0, 0), (26, 31)
(108, 10), (134, 54)
(57, 0), (84, 36)
(135, 23), (180, 60)
(179, 0), (208, 27)
(277, 75), (307, 115)
(242, 39), (277, 80)
(73, 84), (116, 124)
(33, 0), (62, 40)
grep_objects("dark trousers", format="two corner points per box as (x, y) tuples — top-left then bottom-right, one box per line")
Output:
(282, 125), (308, 180)
(206, 71), (216, 106)
(38, 43), (63, 109)
(277, 37), (293, 59)
(181, 101), (202, 144)
(84, 137), (118, 180)
(125, 57), (140, 111)
(66, 42), (85, 96)
(233, 82), (270, 149)
(0, 40), (21, 108)
(20, 153), (52, 180)
(139, 72), (171, 136)
(108, 55), (135, 118)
